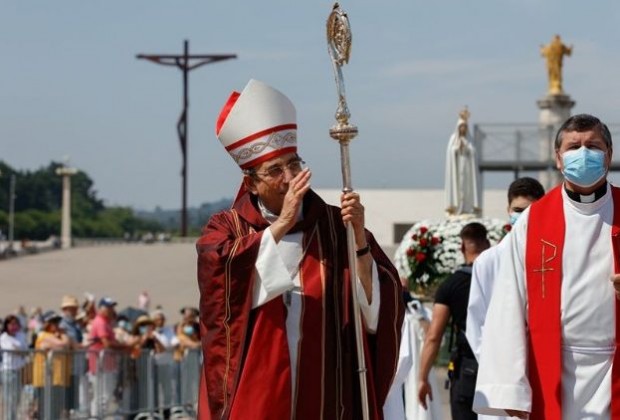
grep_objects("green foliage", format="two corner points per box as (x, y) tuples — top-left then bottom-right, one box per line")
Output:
(73, 207), (163, 238)
(0, 210), (7, 236)
(0, 160), (163, 240)
(14, 210), (60, 239)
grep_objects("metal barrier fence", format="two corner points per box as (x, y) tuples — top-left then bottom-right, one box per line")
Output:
(0, 348), (201, 420)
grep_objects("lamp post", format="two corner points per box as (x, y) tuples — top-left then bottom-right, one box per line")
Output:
(136, 40), (237, 236)
(56, 164), (77, 249)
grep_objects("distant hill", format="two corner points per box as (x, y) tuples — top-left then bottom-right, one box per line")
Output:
(136, 198), (232, 231)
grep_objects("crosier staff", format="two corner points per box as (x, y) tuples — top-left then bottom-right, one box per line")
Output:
(326, 4), (370, 420)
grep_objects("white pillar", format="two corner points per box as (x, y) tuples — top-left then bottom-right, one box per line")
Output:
(536, 93), (575, 190)
(56, 166), (77, 249)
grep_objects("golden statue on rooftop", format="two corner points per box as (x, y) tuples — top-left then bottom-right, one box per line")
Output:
(541, 34), (572, 95)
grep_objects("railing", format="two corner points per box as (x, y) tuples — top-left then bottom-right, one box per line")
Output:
(0, 348), (201, 420)
(73, 237), (199, 247)
(473, 123), (620, 173)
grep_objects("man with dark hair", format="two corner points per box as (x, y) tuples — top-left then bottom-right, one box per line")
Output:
(507, 177), (546, 209)
(474, 114), (620, 419)
(418, 222), (490, 420)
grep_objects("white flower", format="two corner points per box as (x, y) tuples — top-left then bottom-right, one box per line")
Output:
(394, 217), (506, 288)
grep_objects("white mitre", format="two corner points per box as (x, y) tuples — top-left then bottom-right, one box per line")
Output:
(215, 79), (297, 170)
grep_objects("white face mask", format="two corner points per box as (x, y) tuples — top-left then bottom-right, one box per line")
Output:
(562, 146), (607, 188)
(509, 212), (521, 226)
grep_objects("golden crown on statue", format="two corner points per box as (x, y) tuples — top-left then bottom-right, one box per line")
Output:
(459, 106), (471, 122)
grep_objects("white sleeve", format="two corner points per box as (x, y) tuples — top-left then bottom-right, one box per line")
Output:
(252, 228), (295, 308)
(466, 248), (491, 361)
(473, 211), (532, 416)
(0, 334), (10, 350)
(155, 328), (179, 350)
(356, 262), (381, 333)
(170, 332), (180, 348)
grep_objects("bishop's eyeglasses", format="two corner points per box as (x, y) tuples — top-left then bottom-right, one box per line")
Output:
(247, 157), (306, 180)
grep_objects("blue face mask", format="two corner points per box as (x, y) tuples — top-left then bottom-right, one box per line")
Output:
(509, 212), (521, 226)
(139, 326), (148, 335)
(183, 325), (195, 336)
(562, 146), (606, 188)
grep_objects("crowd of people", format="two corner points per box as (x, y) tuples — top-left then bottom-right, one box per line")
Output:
(0, 293), (201, 419)
(0, 294), (201, 357)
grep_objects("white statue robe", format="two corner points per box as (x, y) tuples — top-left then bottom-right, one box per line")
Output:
(444, 127), (481, 215)
(473, 185), (615, 419)
(466, 238), (510, 420)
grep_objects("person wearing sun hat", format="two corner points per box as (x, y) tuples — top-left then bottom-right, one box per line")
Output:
(130, 315), (163, 355)
(59, 295), (82, 345)
(196, 79), (403, 419)
(179, 306), (199, 324)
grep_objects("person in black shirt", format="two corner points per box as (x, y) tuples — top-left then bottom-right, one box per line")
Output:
(418, 222), (490, 420)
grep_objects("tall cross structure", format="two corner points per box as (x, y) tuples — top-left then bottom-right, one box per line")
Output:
(137, 40), (237, 236)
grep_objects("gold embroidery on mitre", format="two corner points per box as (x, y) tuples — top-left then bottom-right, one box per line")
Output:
(532, 239), (558, 298)
(230, 131), (297, 164)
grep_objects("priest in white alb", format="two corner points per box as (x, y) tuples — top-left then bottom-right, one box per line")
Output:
(473, 114), (620, 420)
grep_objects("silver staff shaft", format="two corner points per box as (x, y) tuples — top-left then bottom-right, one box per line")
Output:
(326, 3), (370, 419)
(339, 140), (371, 420)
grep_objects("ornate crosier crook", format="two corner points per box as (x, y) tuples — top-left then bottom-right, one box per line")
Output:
(327, 3), (358, 151)
(327, 4), (369, 420)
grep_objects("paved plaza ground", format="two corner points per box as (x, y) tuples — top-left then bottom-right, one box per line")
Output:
(0, 242), (199, 322)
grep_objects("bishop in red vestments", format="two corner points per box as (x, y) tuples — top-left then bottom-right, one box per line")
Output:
(196, 79), (404, 419)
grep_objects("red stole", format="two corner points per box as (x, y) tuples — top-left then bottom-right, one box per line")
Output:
(526, 185), (620, 419)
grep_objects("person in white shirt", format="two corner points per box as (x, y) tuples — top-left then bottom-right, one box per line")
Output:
(1, 315), (28, 420)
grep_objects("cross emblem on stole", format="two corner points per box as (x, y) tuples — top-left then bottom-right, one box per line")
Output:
(533, 239), (558, 298)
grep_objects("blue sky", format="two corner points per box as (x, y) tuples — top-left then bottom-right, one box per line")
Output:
(3, 1), (620, 209)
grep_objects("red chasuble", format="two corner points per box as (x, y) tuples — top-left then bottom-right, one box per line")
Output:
(196, 189), (404, 420)
(526, 185), (620, 420)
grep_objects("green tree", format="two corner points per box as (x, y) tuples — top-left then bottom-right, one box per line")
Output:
(0, 160), (163, 239)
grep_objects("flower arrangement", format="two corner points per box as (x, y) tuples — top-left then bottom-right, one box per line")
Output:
(394, 217), (510, 294)
(402, 225), (442, 289)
